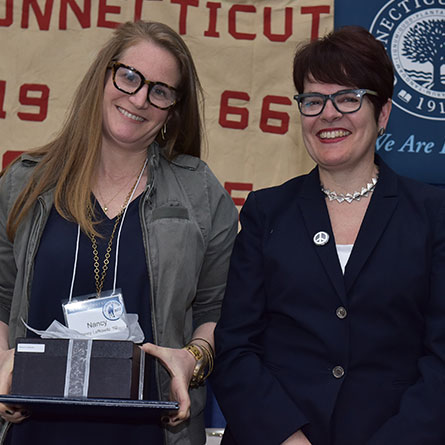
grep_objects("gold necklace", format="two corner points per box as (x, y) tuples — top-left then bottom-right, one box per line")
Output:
(89, 160), (146, 296)
(98, 167), (141, 213)
(101, 183), (130, 213)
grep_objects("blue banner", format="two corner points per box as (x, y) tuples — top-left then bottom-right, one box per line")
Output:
(336, 0), (445, 186)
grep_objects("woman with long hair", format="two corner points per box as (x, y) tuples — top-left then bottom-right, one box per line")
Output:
(0, 20), (237, 445)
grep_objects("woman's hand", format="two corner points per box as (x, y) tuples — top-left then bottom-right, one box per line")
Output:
(0, 348), (27, 423)
(141, 342), (196, 427)
(281, 430), (312, 445)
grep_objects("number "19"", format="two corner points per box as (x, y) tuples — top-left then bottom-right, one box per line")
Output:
(0, 81), (49, 121)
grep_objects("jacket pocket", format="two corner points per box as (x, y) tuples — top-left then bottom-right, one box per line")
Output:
(152, 205), (189, 221)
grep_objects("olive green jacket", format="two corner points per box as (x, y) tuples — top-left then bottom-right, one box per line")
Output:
(0, 143), (238, 445)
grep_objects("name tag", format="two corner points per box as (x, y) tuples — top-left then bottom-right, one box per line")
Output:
(63, 291), (127, 338)
(17, 343), (46, 353)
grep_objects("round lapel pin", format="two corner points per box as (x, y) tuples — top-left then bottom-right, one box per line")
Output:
(313, 231), (330, 246)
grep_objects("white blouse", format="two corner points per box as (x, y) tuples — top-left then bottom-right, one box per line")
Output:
(336, 244), (354, 274)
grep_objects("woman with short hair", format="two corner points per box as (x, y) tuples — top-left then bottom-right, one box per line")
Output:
(212, 26), (445, 445)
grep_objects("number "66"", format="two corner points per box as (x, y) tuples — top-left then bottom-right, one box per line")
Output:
(219, 90), (293, 134)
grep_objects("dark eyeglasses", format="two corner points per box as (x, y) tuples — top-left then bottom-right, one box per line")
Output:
(294, 89), (378, 117)
(108, 61), (179, 110)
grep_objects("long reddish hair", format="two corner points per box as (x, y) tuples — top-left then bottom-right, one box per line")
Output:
(2, 21), (204, 240)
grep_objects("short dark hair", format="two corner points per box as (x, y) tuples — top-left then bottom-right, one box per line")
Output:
(293, 26), (394, 120)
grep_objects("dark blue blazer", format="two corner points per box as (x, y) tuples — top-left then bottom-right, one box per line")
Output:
(212, 158), (445, 445)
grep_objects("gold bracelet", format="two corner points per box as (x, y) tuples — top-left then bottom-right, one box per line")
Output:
(184, 343), (204, 362)
(201, 349), (214, 381)
(190, 337), (215, 357)
(189, 338), (215, 381)
(184, 344), (207, 388)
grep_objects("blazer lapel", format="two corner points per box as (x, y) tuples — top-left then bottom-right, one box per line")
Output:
(344, 159), (399, 293)
(297, 168), (347, 304)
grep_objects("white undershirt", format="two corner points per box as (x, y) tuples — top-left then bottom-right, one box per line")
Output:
(336, 244), (354, 274)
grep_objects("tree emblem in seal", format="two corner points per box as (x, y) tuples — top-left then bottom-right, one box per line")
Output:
(370, 1), (445, 121)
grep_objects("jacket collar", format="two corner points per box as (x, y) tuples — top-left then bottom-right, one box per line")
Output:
(344, 156), (399, 293)
(296, 155), (399, 302)
(151, 142), (200, 170)
(19, 152), (41, 165)
(297, 166), (347, 302)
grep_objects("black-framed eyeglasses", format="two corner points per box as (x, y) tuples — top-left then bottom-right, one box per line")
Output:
(108, 61), (179, 110)
(293, 89), (378, 117)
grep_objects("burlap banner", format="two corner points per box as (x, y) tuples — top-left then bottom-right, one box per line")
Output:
(0, 0), (333, 208)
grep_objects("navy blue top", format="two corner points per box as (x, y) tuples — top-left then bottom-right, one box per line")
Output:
(7, 196), (164, 444)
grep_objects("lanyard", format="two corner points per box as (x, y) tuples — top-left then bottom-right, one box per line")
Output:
(67, 158), (148, 302)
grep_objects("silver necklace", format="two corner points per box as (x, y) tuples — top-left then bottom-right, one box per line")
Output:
(321, 176), (378, 204)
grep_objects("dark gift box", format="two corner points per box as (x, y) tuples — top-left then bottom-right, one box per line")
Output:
(11, 338), (142, 400)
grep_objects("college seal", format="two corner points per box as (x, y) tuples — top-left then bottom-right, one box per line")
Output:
(370, 0), (445, 121)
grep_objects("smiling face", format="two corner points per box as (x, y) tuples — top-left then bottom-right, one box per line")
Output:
(102, 39), (181, 154)
(300, 78), (391, 174)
